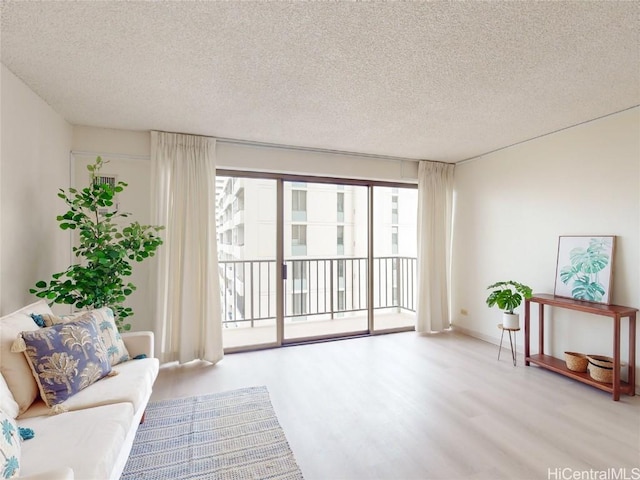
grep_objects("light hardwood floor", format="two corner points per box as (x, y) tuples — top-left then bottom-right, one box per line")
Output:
(151, 331), (640, 480)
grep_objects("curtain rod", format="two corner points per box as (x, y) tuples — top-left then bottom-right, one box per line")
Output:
(216, 136), (436, 165)
(153, 129), (447, 165)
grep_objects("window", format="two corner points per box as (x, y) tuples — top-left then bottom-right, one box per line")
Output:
(292, 293), (307, 315)
(337, 225), (344, 255)
(233, 225), (244, 246)
(392, 260), (398, 305)
(337, 259), (346, 289)
(392, 226), (398, 254)
(337, 192), (344, 222)
(392, 195), (399, 224)
(337, 290), (345, 311)
(292, 260), (307, 290)
(292, 190), (307, 221)
(292, 225), (307, 256)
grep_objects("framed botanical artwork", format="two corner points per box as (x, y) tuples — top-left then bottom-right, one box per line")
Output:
(553, 235), (616, 305)
(554, 235), (616, 304)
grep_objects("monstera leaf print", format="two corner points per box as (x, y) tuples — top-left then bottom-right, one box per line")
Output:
(560, 237), (611, 302)
(571, 276), (606, 301)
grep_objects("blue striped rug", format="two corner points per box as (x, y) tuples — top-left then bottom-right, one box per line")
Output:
(121, 386), (304, 480)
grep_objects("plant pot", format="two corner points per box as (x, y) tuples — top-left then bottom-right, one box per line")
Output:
(502, 313), (519, 329)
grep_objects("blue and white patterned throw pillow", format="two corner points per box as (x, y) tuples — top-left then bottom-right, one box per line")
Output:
(0, 409), (20, 479)
(35, 308), (130, 366)
(88, 308), (130, 366)
(16, 317), (111, 407)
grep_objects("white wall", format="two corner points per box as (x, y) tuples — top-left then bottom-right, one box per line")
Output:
(451, 107), (640, 391)
(217, 141), (419, 182)
(0, 64), (73, 314)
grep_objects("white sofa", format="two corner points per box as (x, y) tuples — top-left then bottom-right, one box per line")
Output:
(0, 301), (159, 480)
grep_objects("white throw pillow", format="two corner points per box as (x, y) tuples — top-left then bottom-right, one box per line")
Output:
(0, 300), (53, 414)
(0, 374), (19, 420)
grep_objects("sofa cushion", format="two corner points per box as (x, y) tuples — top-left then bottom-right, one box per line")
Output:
(0, 300), (53, 414)
(37, 308), (130, 366)
(0, 408), (20, 478)
(18, 318), (111, 407)
(17, 357), (159, 419)
(17, 402), (133, 480)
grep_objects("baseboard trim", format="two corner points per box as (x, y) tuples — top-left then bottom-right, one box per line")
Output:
(452, 324), (640, 396)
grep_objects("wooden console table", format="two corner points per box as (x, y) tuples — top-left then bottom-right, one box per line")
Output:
(524, 293), (637, 401)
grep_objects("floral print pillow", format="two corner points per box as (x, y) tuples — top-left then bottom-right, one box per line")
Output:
(86, 308), (130, 366)
(16, 317), (111, 407)
(0, 410), (19, 478)
(32, 308), (131, 366)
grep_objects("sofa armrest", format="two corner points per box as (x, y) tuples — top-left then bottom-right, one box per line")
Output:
(121, 331), (154, 358)
(19, 467), (74, 480)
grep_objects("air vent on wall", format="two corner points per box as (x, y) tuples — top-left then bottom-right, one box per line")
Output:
(93, 174), (119, 214)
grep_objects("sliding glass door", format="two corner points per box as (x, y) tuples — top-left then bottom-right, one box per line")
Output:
(372, 186), (417, 331)
(216, 172), (416, 351)
(283, 181), (369, 341)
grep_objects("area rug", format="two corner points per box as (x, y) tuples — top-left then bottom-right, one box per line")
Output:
(121, 386), (304, 480)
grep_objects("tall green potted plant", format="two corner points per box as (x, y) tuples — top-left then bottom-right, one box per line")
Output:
(486, 280), (532, 329)
(30, 157), (164, 332)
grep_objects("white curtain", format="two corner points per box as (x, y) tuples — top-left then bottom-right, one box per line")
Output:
(416, 161), (455, 333)
(150, 131), (223, 364)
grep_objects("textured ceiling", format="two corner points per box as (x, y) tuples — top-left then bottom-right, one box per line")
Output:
(1, 1), (639, 162)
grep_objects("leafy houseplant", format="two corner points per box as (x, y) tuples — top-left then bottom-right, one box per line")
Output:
(486, 280), (533, 329)
(30, 157), (164, 332)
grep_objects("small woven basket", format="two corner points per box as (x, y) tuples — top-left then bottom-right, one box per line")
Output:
(586, 355), (615, 383)
(564, 351), (588, 372)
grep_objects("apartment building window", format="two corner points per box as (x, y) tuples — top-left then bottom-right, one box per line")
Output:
(392, 226), (398, 254)
(292, 260), (307, 290)
(337, 192), (344, 223)
(292, 225), (307, 256)
(292, 292), (307, 316)
(337, 290), (346, 311)
(392, 195), (399, 224)
(233, 225), (244, 246)
(233, 189), (244, 213)
(292, 190), (307, 221)
(337, 225), (344, 255)
(392, 259), (398, 305)
(337, 259), (346, 290)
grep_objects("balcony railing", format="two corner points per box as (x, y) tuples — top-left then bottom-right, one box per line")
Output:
(219, 256), (416, 328)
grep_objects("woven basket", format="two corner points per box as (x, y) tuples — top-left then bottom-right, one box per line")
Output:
(564, 351), (588, 372)
(587, 355), (615, 383)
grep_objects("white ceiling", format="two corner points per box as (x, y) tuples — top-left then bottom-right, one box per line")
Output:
(1, 1), (638, 162)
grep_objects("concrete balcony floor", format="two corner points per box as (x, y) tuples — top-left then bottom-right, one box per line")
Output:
(222, 310), (414, 350)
